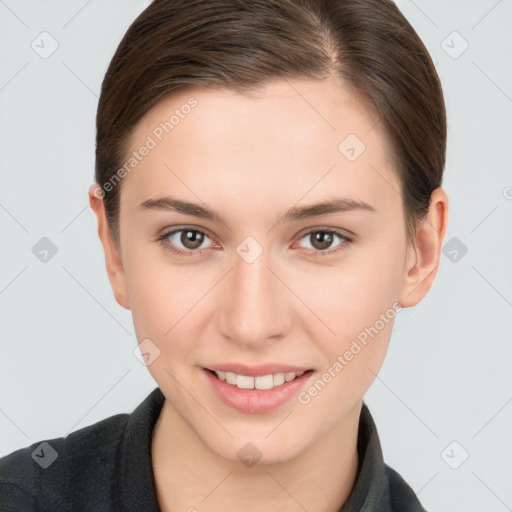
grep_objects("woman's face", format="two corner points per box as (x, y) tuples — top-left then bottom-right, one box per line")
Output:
(103, 77), (418, 463)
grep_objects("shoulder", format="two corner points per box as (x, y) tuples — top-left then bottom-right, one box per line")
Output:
(385, 464), (429, 512)
(0, 480), (39, 511)
(0, 412), (129, 511)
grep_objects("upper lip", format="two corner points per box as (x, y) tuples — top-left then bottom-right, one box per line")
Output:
(204, 363), (312, 377)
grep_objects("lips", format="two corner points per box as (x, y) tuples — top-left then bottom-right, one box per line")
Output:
(202, 366), (314, 413)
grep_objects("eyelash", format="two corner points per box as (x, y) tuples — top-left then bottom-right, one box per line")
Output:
(156, 226), (353, 257)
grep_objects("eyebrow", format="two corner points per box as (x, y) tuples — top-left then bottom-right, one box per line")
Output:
(138, 196), (376, 224)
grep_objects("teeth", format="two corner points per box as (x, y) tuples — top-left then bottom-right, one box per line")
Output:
(273, 373), (285, 386)
(237, 374), (255, 389)
(213, 370), (307, 390)
(285, 372), (297, 382)
(254, 374), (274, 390)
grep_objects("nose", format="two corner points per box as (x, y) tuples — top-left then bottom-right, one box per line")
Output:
(217, 247), (291, 349)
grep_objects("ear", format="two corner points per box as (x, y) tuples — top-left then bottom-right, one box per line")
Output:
(398, 187), (449, 308)
(88, 184), (131, 310)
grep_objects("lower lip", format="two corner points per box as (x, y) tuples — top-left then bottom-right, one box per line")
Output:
(202, 368), (314, 414)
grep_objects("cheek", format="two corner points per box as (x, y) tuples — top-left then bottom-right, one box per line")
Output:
(123, 245), (205, 344)
(292, 241), (403, 376)
(297, 250), (402, 335)
(294, 268), (398, 413)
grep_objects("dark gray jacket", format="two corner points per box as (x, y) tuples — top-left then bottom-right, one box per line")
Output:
(0, 387), (428, 511)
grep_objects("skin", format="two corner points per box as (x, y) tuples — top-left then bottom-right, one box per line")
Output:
(89, 77), (448, 512)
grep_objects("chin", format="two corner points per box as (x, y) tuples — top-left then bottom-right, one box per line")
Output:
(204, 430), (309, 468)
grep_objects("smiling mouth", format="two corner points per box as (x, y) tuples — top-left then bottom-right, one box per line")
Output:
(205, 368), (314, 391)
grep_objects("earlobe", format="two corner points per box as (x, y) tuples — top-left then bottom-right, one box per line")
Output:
(398, 187), (449, 308)
(88, 184), (131, 310)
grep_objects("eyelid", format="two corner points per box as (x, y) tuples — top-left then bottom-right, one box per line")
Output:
(157, 225), (217, 252)
(292, 227), (353, 256)
(294, 225), (355, 241)
(157, 225), (355, 256)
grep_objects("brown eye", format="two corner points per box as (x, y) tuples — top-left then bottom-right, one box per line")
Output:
(179, 229), (205, 250)
(309, 231), (334, 251)
(296, 229), (353, 256)
(158, 228), (215, 255)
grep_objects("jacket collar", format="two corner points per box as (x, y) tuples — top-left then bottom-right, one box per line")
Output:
(116, 388), (396, 511)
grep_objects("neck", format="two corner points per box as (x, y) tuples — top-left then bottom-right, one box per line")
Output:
(151, 400), (361, 512)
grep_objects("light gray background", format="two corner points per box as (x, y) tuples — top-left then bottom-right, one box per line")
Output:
(1, 1), (511, 511)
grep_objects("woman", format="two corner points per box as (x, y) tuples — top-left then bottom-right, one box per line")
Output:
(0, 0), (448, 510)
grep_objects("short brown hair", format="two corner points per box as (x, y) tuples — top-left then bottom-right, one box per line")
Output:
(95, 0), (446, 245)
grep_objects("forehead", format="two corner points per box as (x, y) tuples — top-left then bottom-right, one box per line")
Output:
(133, 77), (382, 148)
(122, 77), (401, 221)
